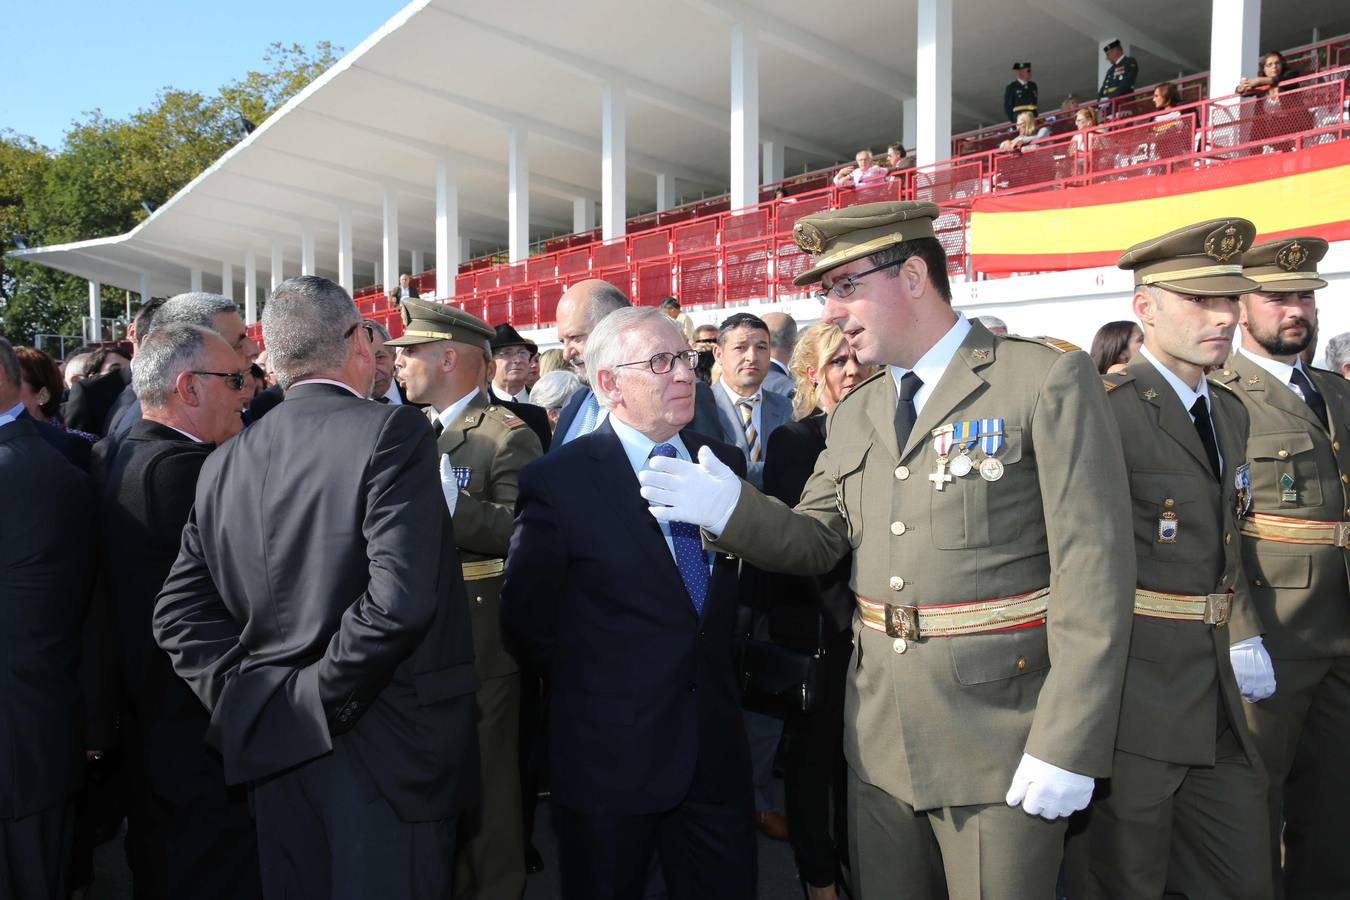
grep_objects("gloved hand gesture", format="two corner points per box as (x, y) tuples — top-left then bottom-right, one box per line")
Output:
(439, 454), (460, 517)
(1230, 635), (1277, 702)
(638, 445), (742, 535)
(1005, 753), (1095, 820)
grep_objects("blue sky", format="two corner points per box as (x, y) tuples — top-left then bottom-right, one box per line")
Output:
(4, 0), (407, 149)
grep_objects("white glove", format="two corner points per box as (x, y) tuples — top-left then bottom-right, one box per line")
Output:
(1005, 753), (1095, 820)
(1230, 635), (1277, 702)
(439, 455), (460, 516)
(638, 445), (742, 536)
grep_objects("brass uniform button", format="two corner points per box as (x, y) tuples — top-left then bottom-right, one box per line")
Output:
(891, 521), (907, 536)
(1335, 441), (1342, 452)
(892, 638), (909, 654)
(1278, 449), (1290, 459)
(476, 596), (484, 605)
(1254, 578), (1264, 587)
(889, 576), (905, 591)
(1224, 533), (1232, 545)
(1163, 498), (1175, 509)
(1341, 474), (1349, 485)
(895, 465), (910, 481)
(1015, 656), (1027, 671)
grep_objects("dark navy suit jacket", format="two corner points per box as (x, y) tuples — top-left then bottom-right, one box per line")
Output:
(501, 419), (752, 816)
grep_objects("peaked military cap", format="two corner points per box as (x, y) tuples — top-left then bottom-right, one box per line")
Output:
(1012, 62), (1032, 71)
(491, 322), (537, 354)
(385, 297), (495, 347)
(1103, 39), (1122, 51)
(791, 201), (942, 286)
(1117, 218), (1260, 296)
(1241, 236), (1328, 292)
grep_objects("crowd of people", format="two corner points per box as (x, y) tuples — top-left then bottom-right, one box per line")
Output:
(3, 198), (1349, 900)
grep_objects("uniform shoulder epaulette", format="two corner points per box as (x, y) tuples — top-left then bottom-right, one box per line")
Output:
(1099, 371), (1134, 393)
(484, 404), (526, 429)
(1208, 376), (1238, 395)
(1000, 334), (1082, 354)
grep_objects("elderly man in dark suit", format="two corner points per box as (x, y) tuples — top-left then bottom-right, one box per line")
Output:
(0, 337), (96, 900)
(502, 306), (755, 900)
(153, 276), (480, 900)
(98, 323), (257, 899)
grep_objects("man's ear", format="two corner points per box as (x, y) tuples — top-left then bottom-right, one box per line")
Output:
(174, 370), (199, 407)
(594, 368), (620, 406)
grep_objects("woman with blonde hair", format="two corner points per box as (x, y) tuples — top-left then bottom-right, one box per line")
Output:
(760, 323), (871, 900)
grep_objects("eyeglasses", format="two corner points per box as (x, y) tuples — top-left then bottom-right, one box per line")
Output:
(191, 370), (247, 391)
(614, 349), (700, 375)
(493, 347), (533, 362)
(344, 321), (376, 343)
(813, 258), (905, 303)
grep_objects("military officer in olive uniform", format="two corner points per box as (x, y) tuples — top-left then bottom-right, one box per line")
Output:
(1004, 62), (1038, 123)
(1099, 39), (1139, 102)
(638, 201), (1136, 900)
(1064, 219), (1273, 900)
(1213, 236), (1350, 898)
(388, 299), (543, 900)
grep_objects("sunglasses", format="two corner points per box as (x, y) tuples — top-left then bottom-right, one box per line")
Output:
(191, 370), (247, 391)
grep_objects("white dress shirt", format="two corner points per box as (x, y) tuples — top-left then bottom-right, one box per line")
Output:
(491, 383), (529, 404)
(610, 415), (709, 569)
(290, 378), (365, 398)
(889, 313), (973, 415)
(432, 387), (481, 432)
(1236, 349), (1316, 402)
(0, 401), (24, 426)
(1138, 344), (1223, 472)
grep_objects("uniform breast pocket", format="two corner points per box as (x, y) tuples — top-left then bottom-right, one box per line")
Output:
(831, 444), (870, 548)
(1249, 431), (1322, 508)
(930, 426), (1025, 550)
(1128, 470), (1206, 563)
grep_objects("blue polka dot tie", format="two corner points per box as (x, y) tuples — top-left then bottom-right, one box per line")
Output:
(649, 443), (709, 615)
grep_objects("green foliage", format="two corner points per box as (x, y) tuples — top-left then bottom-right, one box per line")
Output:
(0, 40), (342, 348)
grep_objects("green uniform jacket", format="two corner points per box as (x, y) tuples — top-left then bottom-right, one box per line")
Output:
(433, 392), (543, 680)
(1104, 359), (1260, 767)
(1213, 354), (1350, 658)
(711, 323), (1136, 811)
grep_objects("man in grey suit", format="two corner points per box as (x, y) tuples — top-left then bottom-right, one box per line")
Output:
(760, 312), (798, 398)
(712, 313), (794, 489)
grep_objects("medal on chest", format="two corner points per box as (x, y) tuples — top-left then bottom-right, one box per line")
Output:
(1235, 462), (1252, 517)
(929, 425), (954, 491)
(1280, 472), (1297, 504)
(1158, 511), (1179, 543)
(453, 465), (473, 490)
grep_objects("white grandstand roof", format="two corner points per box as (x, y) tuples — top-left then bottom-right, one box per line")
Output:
(11, 0), (1349, 297)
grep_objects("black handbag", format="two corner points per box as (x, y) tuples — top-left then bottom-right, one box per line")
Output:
(737, 610), (823, 718)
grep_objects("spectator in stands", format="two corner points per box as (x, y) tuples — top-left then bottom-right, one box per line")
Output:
(391, 272), (419, 301)
(526, 350), (541, 391)
(1099, 39), (1139, 101)
(1324, 331), (1350, 379)
(886, 142), (915, 173)
(973, 315), (1008, 336)
(1152, 82), (1182, 120)
(1090, 320), (1144, 374)
(529, 369), (585, 432)
(692, 324), (719, 383)
(490, 324), (537, 403)
(832, 150), (889, 188)
(1237, 50), (1298, 98)
(1070, 106), (1101, 156)
(659, 296), (695, 340)
(760, 312), (797, 397)
(1004, 62), (1038, 124)
(998, 111), (1050, 151)
(692, 323), (719, 351)
(536, 347), (567, 377)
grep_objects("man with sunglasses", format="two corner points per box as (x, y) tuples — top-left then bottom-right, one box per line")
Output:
(502, 307), (754, 900)
(640, 201), (1135, 899)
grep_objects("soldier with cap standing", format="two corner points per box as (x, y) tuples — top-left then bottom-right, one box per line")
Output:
(389, 299), (543, 900)
(1099, 39), (1139, 102)
(1213, 236), (1350, 898)
(1064, 219), (1273, 900)
(638, 201), (1135, 899)
(1004, 62), (1038, 124)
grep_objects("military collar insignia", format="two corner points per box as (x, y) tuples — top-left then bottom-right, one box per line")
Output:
(1246, 376), (1261, 385)
(793, 221), (826, 254)
(1142, 388), (1158, 400)
(971, 348), (991, 360)
(1204, 224), (1245, 262)
(1277, 241), (1309, 271)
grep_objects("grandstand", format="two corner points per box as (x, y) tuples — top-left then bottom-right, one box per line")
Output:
(9, 0), (1350, 354)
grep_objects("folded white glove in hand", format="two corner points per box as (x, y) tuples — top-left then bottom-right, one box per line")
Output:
(439, 454), (460, 516)
(638, 445), (741, 535)
(1005, 753), (1095, 820)
(1230, 635), (1277, 702)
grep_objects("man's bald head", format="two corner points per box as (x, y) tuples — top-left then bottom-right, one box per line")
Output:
(555, 279), (631, 379)
(761, 312), (798, 364)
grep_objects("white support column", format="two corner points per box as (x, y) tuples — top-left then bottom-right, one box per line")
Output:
(382, 186), (399, 290)
(730, 23), (761, 211)
(337, 208), (354, 294)
(373, 261), (382, 288)
(139, 272), (150, 308)
(300, 225), (316, 276)
(190, 269), (203, 292)
(601, 83), (627, 240)
(410, 249), (424, 276)
(87, 281), (102, 342)
(902, 99), (918, 153)
(761, 142), (785, 186)
(573, 197), (595, 233)
(270, 239), (284, 292)
(916, 0), (954, 167)
(1210, 0), (1261, 102)
(244, 251), (258, 326)
(220, 262), (234, 300)
(656, 174), (677, 212)
(508, 128), (530, 263)
(1098, 38), (1130, 90)
(435, 159), (460, 299)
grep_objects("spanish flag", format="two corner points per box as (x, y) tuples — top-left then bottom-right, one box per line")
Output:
(969, 140), (1350, 274)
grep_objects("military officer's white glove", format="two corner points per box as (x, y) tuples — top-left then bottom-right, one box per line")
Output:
(1005, 753), (1095, 820)
(639, 445), (742, 536)
(439, 455), (460, 516)
(1230, 636), (1277, 702)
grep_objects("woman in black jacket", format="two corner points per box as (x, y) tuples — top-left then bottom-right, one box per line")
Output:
(761, 323), (872, 900)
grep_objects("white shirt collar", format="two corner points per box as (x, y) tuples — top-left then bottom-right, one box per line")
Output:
(0, 401), (24, 426)
(433, 387), (481, 431)
(889, 313), (972, 414)
(381, 379), (404, 405)
(492, 383), (528, 404)
(1138, 344), (1211, 414)
(165, 424), (207, 443)
(289, 377), (365, 398)
(1236, 348), (1307, 387)
(608, 414), (690, 474)
(718, 377), (762, 407)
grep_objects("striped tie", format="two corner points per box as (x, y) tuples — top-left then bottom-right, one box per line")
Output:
(737, 397), (761, 463)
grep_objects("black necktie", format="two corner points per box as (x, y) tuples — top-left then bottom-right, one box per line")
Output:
(894, 372), (924, 451)
(433, 418), (445, 438)
(1190, 396), (1221, 480)
(1290, 367), (1330, 432)
(373, 395), (391, 404)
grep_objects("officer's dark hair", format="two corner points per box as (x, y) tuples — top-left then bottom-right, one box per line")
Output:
(716, 312), (770, 345)
(867, 238), (952, 304)
(658, 296), (681, 311)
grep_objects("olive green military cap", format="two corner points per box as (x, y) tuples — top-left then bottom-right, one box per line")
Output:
(1117, 218), (1260, 296)
(1241, 236), (1329, 292)
(385, 297), (495, 347)
(791, 201), (942, 286)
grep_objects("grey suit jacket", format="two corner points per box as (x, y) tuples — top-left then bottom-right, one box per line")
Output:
(711, 381), (794, 489)
(762, 360), (796, 398)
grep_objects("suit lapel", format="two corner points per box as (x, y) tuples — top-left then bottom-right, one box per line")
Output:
(712, 384), (749, 453)
(1231, 354), (1324, 433)
(436, 392), (489, 456)
(901, 328), (996, 462)
(1129, 358), (1216, 476)
(1211, 390), (1244, 493)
